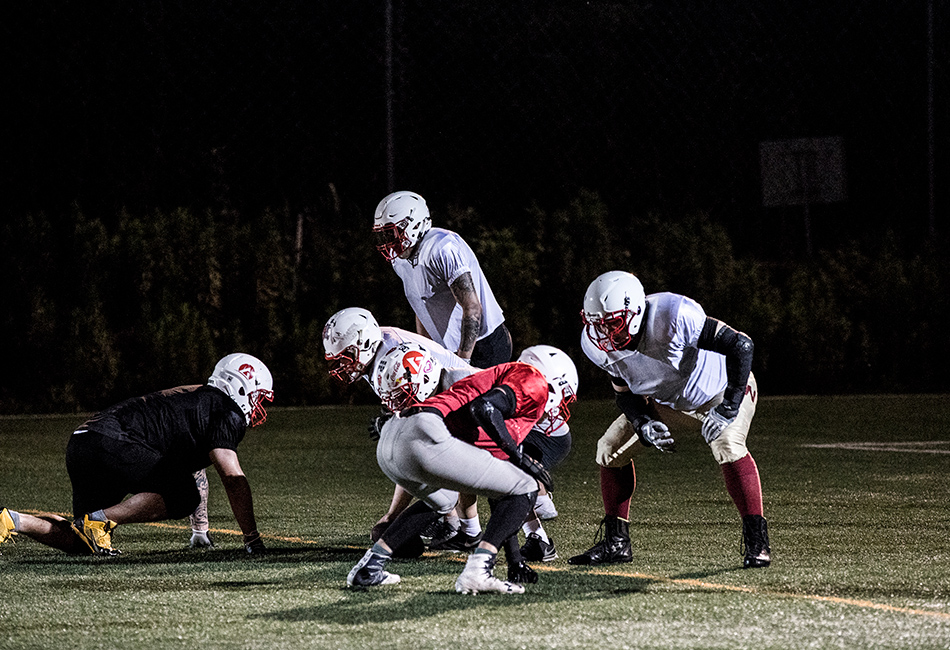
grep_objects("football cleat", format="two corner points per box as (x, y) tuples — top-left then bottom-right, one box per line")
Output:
(520, 532), (558, 562)
(421, 518), (459, 547)
(71, 514), (121, 556)
(455, 553), (525, 595)
(0, 508), (18, 545)
(429, 530), (482, 552)
(506, 560), (538, 584)
(567, 515), (632, 565)
(347, 549), (401, 587)
(742, 514), (772, 569)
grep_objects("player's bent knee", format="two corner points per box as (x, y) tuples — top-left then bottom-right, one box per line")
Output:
(710, 436), (749, 465)
(595, 415), (641, 468)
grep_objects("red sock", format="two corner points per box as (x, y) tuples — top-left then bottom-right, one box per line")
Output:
(721, 454), (763, 517)
(600, 464), (636, 520)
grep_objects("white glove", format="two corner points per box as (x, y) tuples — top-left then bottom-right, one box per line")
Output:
(189, 529), (214, 548)
(701, 406), (736, 443)
(638, 419), (675, 453)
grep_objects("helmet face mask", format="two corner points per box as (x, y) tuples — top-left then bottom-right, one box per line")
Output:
(207, 353), (274, 427)
(323, 308), (383, 384)
(372, 342), (443, 413)
(372, 191), (431, 262)
(517, 345), (578, 435)
(582, 271), (646, 353)
(371, 217), (414, 262)
(581, 307), (641, 352)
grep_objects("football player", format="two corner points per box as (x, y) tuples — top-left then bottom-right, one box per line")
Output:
(569, 271), (771, 569)
(514, 345), (578, 566)
(371, 190), (512, 368)
(346, 344), (571, 594)
(323, 307), (477, 553)
(0, 354), (274, 556)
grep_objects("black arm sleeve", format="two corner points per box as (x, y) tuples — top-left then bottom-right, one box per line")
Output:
(614, 389), (651, 429)
(468, 386), (520, 460)
(698, 317), (753, 416)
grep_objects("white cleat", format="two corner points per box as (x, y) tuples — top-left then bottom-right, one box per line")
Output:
(455, 553), (525, 595)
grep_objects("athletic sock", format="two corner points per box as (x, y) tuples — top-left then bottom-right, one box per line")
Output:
(601, 464), (636, 519)
(370, 542), (393, 558)
(7, 509), (20, 531)
(89, 509), (108, 522)
(460, 516), (481, 537)
(521, 519), (549, 543)
(721, 453), (764, 517)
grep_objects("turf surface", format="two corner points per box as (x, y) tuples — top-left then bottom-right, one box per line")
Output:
(1, 395), (949, 649)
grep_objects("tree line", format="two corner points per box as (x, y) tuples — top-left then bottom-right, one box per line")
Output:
(2, 190), (946, 414)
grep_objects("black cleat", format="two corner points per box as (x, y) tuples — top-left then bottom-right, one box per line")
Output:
(520, 533), (558, 562)
(507, 561), (539, 584)
(742, 514), (771, 568)
(567, 516), (632, 566)
(429, 530), (483, 552)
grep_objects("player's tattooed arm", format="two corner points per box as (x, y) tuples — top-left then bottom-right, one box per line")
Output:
(450, 272), (482, 360)
(189, 469), (210, 531)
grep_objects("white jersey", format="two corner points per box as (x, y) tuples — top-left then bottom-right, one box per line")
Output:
(364, 326), (477, 395)
(581, 292), (727, 412)
(391, 227), (505, 352)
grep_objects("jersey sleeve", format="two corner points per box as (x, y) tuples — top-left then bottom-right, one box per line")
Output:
(503, 363), (548, 423)
(429, 235), (473, 287)
(672, 295), (708, 348)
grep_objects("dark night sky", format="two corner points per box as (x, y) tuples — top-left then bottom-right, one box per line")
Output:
(4, 1), (946, 253)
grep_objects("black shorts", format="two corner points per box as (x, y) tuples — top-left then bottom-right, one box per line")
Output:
(471, 323), (513, 368)
(521, 429), (572, 471)
(66, 430), (200, 519)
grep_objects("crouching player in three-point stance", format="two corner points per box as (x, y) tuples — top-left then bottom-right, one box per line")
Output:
(569, 271), (771, 569)
(0, 354), (274, 557)
(347, 343), (564, 594)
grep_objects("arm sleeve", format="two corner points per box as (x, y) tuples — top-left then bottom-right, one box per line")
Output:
(614, 389), (652, 428)
(698, 317), (753, 416)
(468, 386), (520, 460)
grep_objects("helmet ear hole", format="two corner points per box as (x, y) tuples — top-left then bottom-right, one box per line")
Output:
(239, 387), (247, 396)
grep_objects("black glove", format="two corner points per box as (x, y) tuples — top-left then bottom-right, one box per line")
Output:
(244, 531), (266, 556)
(367, 409), (393, 441)
(516, 453), (553, 493)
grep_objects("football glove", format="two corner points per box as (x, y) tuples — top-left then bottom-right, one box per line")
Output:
(637, 419), (675, 453)
(244, 531), (266, 556)
(367, 410), (393, 441)
(701, 405), (737, 443)
(516, 453), (554, 493)
(189, 529), (214, 548)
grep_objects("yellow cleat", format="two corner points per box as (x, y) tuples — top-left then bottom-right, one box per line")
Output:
(71, 514), (121, 556)
(0, 508), (17, 545)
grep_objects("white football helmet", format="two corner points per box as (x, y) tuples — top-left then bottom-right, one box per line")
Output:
(207, 353), (274, 427)
(371, 191), (432, 261)
(372, 342), (443, 412)
(323, 308), (384, 384)
(518, 345), (578, 434)
(581, 271), (646, 352)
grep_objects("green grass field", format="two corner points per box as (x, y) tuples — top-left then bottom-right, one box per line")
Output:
(2, 395), (949, 649)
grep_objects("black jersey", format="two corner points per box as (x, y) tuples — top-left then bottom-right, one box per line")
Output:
(79, 385), (247, 475)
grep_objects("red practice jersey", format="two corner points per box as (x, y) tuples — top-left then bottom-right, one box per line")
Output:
(421, 362), (548, 459)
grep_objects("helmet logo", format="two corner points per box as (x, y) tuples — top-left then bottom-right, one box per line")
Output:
(238, 363), (255, 380)
(401, 350), (426, 374)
